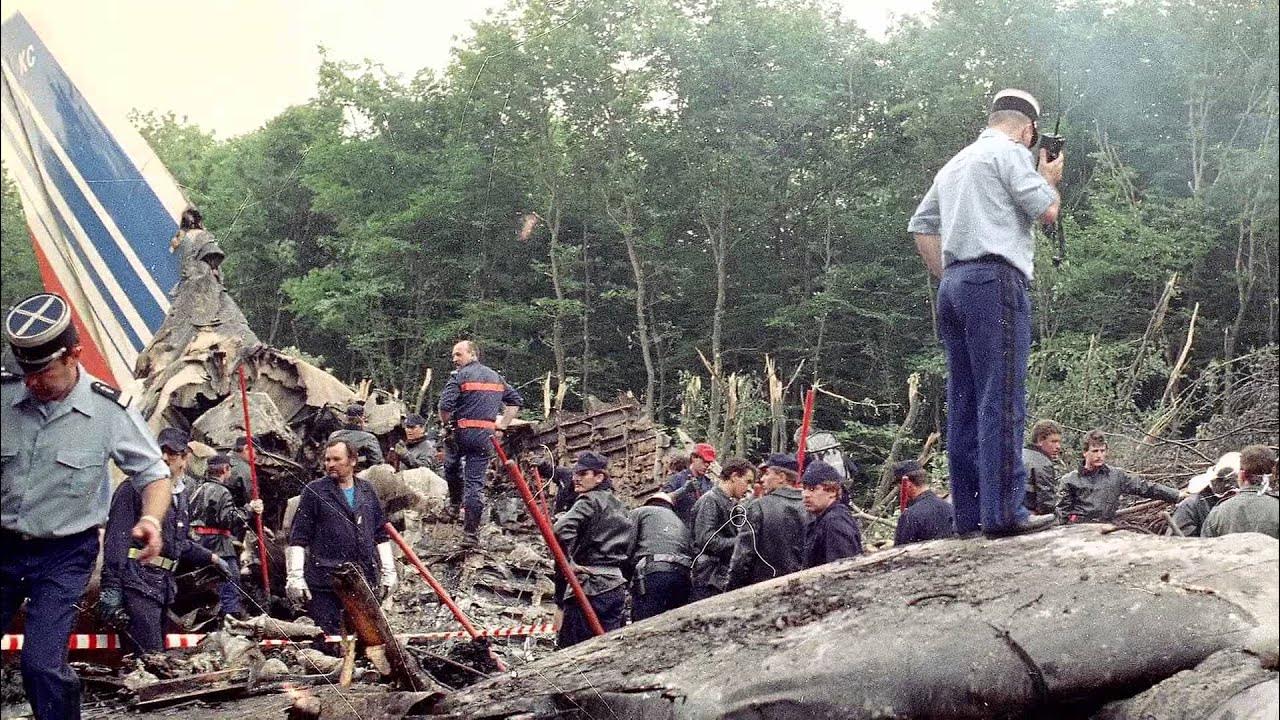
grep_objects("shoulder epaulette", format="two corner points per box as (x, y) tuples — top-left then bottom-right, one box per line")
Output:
(91, 381), (130, 409)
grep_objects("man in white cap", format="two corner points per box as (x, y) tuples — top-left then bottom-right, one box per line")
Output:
(1, 293), (171, 719)
(1172, 452), (1239, 536)
(907, 89), (1065, 538)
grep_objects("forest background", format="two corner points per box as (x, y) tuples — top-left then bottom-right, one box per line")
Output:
(3, 0), (1277, 506)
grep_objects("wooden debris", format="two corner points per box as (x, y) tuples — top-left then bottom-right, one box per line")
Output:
(330, 563), (436, 692)
(515, 392), (664, 503)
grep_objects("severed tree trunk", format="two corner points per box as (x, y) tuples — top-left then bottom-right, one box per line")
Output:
(437, 526), (1277, 719)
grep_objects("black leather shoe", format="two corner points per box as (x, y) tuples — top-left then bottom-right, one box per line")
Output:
(984, 513), (1056, 538)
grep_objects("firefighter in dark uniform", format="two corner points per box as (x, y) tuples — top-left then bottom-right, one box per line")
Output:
(101, 429), (229, 656)
(892, 460), (957, 546)
(801, 460), (865, 568)
(438, 340), (523, 546)
(190, 453), (263, 618)
(1, 293), (172, 720)
(392, 413), (437, 470)
(328, 404), (384, 470)
(627, 492), (693, 621)
(286, 439), (398, 635)
(553, 452), (632, 647)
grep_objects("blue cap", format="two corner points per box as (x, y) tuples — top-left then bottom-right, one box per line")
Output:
(404, 413), (426, 427)
(208, 453), (231, 468)
(892, 460), (922, 477)
(157, 428), (191, 453)
(801, 460), (841, 487)
(760, 453), (798, 472)
(5, 293), (79, 373)
(572, 451), (609, 474)
(346, 404), (365, 418)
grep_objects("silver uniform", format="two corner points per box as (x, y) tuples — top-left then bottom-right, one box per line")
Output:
(2, 370), (168, 538)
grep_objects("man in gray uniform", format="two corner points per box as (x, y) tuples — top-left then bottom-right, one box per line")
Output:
(329, 403), (384, 470)
(627, 492), (693, 621)
(1, 293), (171, 720)
(1058, 430), (1180, 523)
(392, 413), (437, 470)
(1022, 419), (1063, 516)
(909, 89), (1063, 538)
(1202, 445), (1278, 539)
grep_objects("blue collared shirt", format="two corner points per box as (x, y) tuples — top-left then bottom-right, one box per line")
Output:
(1, 369), (168, 537)
(908, 129), (1057, 281)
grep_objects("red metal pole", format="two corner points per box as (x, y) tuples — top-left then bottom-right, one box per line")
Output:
(383, 523), (507, 672)
(491, 437), (605, 637)
(796, 387), (817, 474)
(237, 366), (271, 595)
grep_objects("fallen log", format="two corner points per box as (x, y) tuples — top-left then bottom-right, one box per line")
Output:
(437, 526), (1278, 719)
(330, 562), (436, 693)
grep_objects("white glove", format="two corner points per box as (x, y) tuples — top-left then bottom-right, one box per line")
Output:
(246, 498), (264, 515)
(377, 541), (398, 599)
(285, 545), (311, 603)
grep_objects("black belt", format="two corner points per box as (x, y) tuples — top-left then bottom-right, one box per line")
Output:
(948, 254), (1029, 287)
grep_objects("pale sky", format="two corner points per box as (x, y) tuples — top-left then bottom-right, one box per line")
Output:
(3, 0), (933, 139)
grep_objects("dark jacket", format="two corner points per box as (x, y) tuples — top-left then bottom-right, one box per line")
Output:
(628, 503), (694, 577)
(289, 477), (388, 591)
(553, 488), (632, 598)
(1057, 464), (1179, 523)
(894, 490), (957, 546)
(438, 361), (523, 429)
(228, 454), (253, 507)
(663, 469), (713, 530)
(1171, 491), (1223, 537)
(189, 476), (248, 557)
(1201, 488), (1279, 539)
(103, 479), (213, 604)
(397, 437), (437, 470)
(690, 485), (738, 592)
(804, 502), (864, 569)
(549, 467), (578, 516)
(1022, 446), (1058, 515)
(727, 486), (808, 589)
(329, 427), (384, 469)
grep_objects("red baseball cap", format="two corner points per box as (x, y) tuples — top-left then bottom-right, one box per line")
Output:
(692, 443), (717, 463)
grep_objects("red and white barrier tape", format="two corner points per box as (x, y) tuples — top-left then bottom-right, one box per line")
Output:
(0, 623), (556, 651)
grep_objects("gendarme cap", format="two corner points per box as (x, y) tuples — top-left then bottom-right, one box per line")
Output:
(5, 293), (79, 373)
(992, 89), (1041, 122)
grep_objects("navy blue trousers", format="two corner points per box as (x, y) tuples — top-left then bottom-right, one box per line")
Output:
(937, 260), (1032, 535)
(218, 555), (243, 616)
(444, 430), (492, 532)
(558, 586), (626, 648)
(631, 570), (690, 622)
(0, 528), (98, 720)
(308, 589), (345, 637)
(121, 586), (165, 655)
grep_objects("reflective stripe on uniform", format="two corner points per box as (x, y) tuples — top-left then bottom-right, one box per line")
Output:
(461, 382), (506, 393)
(126, 547), (177, 571)
(193, 526), (231, 537)
(457, 418), (497, 429)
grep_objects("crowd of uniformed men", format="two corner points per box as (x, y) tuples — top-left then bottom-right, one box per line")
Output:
(3, 285), (1278, 717)
(2, 83), (1278, 718)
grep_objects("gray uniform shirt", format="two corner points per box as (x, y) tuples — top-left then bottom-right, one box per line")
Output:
(1022, 446), (1058, 515)
(2, 370), (168, 537)
(907, 128), (1057, 281)
(1201, 489), (1279, 539)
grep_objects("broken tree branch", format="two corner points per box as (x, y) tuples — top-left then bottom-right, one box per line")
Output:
(331, 563), (435, 692)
